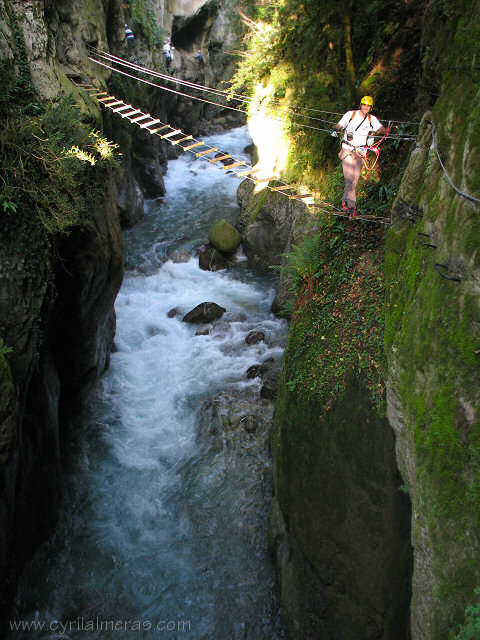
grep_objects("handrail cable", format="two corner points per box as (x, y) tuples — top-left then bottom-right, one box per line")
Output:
(75, 80), (391, 225)
(431, 127), (480, 205)
(86, 52), (416, 141)
(88, 46), (420, 126)
(89, 47), (416, 139)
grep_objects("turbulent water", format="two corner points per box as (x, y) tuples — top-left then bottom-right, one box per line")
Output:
(9, 127), (287, 639)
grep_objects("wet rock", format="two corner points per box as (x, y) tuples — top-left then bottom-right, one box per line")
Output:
(260, 381), (276, 400)
(146, 325), (167, 337)
(167, 307), (181, 318)
(183, 302), (226, 324)
(227, 312), (247, 323)
(246, 364), (262, 379)
(195, 324), (212, 336)
(198, 245), (229, 271)
(167, 248), (191, 263)
(200, 390), (275, 451)
(245, 330), (265, 345)
(208, 219), (242, 254)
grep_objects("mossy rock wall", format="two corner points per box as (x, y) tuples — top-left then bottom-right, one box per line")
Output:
(271, 374), (412, 640)
(384, 1), (480, 636)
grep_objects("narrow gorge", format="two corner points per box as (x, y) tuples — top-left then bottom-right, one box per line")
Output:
(0, 1), (479, 639)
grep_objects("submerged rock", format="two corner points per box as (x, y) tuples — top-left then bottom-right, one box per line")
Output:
(183, 302), (226, 323)
(198, 245), (229, 271)
(245, 330), (265, 345)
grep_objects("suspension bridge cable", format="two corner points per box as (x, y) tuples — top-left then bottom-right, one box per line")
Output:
(73, 80), (391, 226)
(87, 54), (415, 141)
(88, 48), (348, 128)
(88, 48), (419, 134)
(431, 127), (480, 205)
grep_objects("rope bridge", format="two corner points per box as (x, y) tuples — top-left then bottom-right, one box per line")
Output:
(71, 80), (391, 226)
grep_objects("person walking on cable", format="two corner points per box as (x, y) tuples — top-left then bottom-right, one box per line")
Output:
(331, 96), (386, 219)
(194, 49), (205, 70)
(163, 39), (173, 72)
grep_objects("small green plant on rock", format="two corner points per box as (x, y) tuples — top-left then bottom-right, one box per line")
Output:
(449, 588), (480, 640)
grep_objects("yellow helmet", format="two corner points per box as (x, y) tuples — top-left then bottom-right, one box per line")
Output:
(360, 95), (374, 107)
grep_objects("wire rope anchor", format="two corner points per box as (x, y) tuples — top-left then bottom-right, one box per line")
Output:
(416, 232), (437, 248)
(433, 263), (462, 282)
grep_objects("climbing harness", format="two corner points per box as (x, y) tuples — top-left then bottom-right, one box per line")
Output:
(360, 124), (392, 171)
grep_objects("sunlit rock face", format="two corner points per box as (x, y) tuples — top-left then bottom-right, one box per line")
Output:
(163, 0), (210, 31)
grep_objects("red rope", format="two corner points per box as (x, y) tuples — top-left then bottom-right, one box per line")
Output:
(360, 125), (391, 171)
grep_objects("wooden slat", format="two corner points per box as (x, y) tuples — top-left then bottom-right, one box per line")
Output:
(196, 147), (218, 157)
(236, 168), (259, 177)
(140, 118), (161, 129)
(104, 100), (124, 108)
(270, 184), (293, 191)
(97, 95), (117, 102)
(254, 177), (275, 183)
(222, 161), (245, 169)
(130, 114), (152, 123)
(209, 154), (231, 163)
(149, 125), (171, 134)
(161, 129), (183, 139)
(121, 110), (143, 118)
(172, 135), (193, 145)
(289, 193), (312, 199)
(183, 141), (205, 151)
(112, 104), (133, 113)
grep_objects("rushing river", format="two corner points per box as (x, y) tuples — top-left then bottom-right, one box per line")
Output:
(9, 127), (287, 639)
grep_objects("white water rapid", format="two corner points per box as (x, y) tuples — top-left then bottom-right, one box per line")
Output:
(9, 127), (287, 640)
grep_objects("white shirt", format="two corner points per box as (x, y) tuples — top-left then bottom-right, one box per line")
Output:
(337, 110), (382, 149)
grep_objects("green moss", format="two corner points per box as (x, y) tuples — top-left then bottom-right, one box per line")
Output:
(279, 214), (386, 414)
(0, 349), (13, 398)
(249, 187), (270, 224)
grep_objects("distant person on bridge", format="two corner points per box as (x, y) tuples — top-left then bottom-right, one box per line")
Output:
(125, 24), (135, 48)
(331, 96), (386, 219)
(163, 39), (174, 73)
(195, 49), (205, 70)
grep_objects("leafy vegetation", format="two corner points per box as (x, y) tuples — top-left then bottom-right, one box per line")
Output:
(125, 0), (164, 47)
(0, 98), (119, 235)
(449, 588), (480, 640)
(279, 215), (386, 413)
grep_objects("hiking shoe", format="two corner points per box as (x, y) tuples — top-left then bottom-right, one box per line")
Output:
(341, 201), (349, 212)
(348, 206), (357, 219)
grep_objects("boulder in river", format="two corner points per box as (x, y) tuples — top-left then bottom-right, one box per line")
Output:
(245, 330), (265, 345)
(183, 302), (226, 324)
(208, 219), (242, 254)
(198, 244), (229, 271)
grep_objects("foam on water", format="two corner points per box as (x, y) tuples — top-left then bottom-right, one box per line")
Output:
(9, 127), (286, 640)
